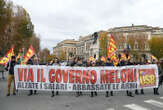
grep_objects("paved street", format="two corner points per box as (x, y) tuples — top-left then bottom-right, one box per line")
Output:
(0, 73), (163, 110)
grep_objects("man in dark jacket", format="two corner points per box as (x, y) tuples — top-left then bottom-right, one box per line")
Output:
(105, 58), (114, 97)
(75, 57), (83, 97)
(51, 58), (60, 97)
(5, 56), (17, 96)
(90, 61), (98, 97)
(69, 57), (81, 97)
(27, 58), (37, 96)
(126, 60), (134, 97)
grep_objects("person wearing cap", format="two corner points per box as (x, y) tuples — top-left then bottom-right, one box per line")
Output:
(5, 56), (17, 96)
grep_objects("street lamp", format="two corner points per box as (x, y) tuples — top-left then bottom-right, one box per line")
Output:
(99, 48), (102, 57)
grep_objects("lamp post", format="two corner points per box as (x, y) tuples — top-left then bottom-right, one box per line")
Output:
(99, 48), (102, 58)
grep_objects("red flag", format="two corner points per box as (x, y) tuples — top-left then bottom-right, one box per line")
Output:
(89, 56), (95, 62)
(21, 45), (35, 64)
(101, 56), (106, 62)
(151, 54), (158, 62)
(107, 34), (117, 60)
(0, 46), (14, 66)
(121, 53), (127, 61)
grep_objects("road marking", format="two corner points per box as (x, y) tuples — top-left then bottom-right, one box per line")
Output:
(160, 97), (163, 99)
(124, 104), (150, 110)
(144, 99), (163, 108)
(106, 108), (115, 110)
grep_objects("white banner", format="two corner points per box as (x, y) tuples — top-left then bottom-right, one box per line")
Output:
(14, 64), (159, 91)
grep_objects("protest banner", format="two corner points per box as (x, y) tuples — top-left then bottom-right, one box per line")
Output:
(14, 64), (159, 91)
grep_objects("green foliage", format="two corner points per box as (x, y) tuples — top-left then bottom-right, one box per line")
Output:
(46, 54), (55, 62)
(12, 6), (34, 54)
(59, 50), (66, 61)
(149, 36), (163, 59)
(0, 0), (13, 55)
(99, 31), (108, 57)
(39, 48), (50, 63)
(30, 34), (40, 54)
(0, 0), (12, 31)
(127, 32), (148, 61)
(0, 0), (39, 57)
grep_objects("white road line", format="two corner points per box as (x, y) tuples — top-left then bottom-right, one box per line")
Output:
(124, 104), (150, 110)
(144, 99), (163, 108)
(106, 108), (115, 110)
(160, 97), (163, 99)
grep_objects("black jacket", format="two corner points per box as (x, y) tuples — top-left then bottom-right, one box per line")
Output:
(6, 61), (17, 75)
(27, 59), (33, 65)
(105, 62), (114, 66)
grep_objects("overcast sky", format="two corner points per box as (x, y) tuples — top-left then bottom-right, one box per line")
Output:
(12, 0), (163, 52)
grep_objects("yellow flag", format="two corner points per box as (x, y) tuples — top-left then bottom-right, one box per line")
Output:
(21, 45), (35, 65)
(0, 46), (14, 66)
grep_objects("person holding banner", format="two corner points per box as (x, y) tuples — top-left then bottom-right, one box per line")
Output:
(70, 57), (80, 97)
(105, 58), (114, 97)
(90, 61), (98, 97)
(127, 59), (136, 97)
(5, 56), (17, 96)
(27, 58), (37, 96)
(119, 59), (134, 97)
(135, 61), (145, 95)
(75, 57), (83, 97)
(51, 58), (60, 97)
(154, 61), (163, 95)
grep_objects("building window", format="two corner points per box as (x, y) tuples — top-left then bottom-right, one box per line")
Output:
(118, 45), (121, 49)
(134, 42), (138, 49)
(145, 43), (149, 50)
(118, 43), (123, 49)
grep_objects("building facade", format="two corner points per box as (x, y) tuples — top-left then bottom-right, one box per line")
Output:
(53, 39), (79, 60)
(76, 34), (100, 60)
(53, 25), (163, 61)
(108, 25), (163, 61)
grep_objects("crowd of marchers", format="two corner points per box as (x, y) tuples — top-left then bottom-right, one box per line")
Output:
(5, 55), (163, 98)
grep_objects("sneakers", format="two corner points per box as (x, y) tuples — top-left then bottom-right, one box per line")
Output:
(6, 93), (16, 96)
(135, 90), (139, 95)
(95, 92), (97, 96)
(51, 94), (55, 97)
(141, 89), (144, 94)
(56, 91), (59, 95)
(110, 91), (113, 96)
(6, 93), (10, 96)
(155, 92), (160, 95)
(127, 92), (134, 97)
(105, 94), (109, 97)
(154, 91), (160, 95)
(141, 91), (144, 95)
(28, 93), (33, 96)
